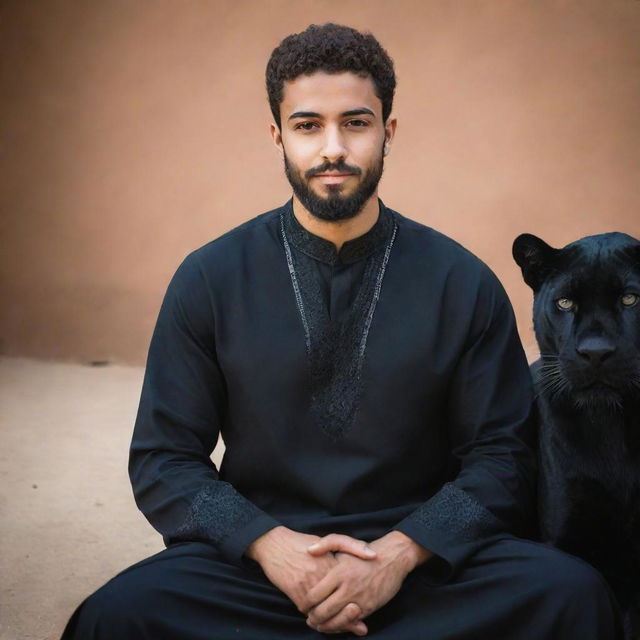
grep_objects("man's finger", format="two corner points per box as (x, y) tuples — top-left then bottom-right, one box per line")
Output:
(305, 573), (339, 611)
(307, 534), (376, 559)
(309, 602), (367, 636)
(307, 589), (354, 626)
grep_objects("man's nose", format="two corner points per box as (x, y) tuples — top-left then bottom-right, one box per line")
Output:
(320, 126), (347, 162)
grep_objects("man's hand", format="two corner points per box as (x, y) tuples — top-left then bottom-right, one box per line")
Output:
(246, 526), (376, 636)
(305, 531), (433, 634)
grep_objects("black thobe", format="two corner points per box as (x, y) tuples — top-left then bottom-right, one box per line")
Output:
(62, 201), (621, 639)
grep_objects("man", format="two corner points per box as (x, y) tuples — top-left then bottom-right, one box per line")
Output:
(62, 23), (621, 639)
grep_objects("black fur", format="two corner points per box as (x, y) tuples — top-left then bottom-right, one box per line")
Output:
(513, 231), (640, 638)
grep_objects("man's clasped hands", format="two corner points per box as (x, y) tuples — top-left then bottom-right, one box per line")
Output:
(247, 526), (432, 636)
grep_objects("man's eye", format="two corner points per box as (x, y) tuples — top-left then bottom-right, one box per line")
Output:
(555, 298), (575, 312)
(346, 119), (368, 127)
(621, 293), (639, 307)
(295, 122), (318, 131)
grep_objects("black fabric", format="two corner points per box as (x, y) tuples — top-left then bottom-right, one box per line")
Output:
(62, 537), (622, 640)
(127, 200), (538, 575)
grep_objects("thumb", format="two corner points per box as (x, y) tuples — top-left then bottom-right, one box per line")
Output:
(308, 534), (377, 559)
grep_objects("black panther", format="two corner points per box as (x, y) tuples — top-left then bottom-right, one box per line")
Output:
(513, 231), (640, 638)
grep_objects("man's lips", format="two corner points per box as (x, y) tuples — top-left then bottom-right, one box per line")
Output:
(313, 173), (355, 183)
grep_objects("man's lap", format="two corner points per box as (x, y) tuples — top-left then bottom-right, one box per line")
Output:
(61, 536), (622, 640)
(62, 541), (323, 640)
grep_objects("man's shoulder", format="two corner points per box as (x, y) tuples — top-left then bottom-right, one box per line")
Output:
(193, 204), (284, 259)
(391, 208), (510, 308)
(390, 208), (489, 273)
(169, 203), (285, 288)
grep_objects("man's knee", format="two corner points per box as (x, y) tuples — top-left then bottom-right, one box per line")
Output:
(63, 573), (149, 638)
(531, 544), (609, 603)
(514, 541), (621, 636)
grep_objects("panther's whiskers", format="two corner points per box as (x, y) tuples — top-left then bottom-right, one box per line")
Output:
(536, 366), (568, 401)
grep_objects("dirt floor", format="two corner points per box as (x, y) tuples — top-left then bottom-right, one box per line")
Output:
(0, 357), (224, 640)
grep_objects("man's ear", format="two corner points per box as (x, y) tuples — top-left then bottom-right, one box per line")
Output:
(269, 123), (284, 157)
(383, 118), (397, 155)
(512, 233), (557, 291)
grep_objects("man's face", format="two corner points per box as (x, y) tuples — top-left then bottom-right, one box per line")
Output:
(272, 71), (395, 222)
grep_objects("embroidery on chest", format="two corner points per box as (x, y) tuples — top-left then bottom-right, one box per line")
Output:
(280, 212), (397, 440)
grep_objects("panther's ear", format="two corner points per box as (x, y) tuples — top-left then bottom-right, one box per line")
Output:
(512, 233), (557, 291)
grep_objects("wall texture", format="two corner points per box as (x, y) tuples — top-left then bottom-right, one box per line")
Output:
(2, 0), (639, 364)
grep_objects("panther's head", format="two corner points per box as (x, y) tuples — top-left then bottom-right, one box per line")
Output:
(513, 232), (640, 410)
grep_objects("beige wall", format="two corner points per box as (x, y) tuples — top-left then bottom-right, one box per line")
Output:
(2, 0), (639, 364)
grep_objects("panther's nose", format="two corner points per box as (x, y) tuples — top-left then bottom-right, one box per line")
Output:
(576, 337), (616, 365)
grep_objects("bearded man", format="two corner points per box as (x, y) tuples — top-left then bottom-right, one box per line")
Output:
(62, 23), (622, 640)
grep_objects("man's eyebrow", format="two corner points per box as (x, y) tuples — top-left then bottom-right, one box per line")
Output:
(287, 108), (376, 121)
(288, 111), (321, 120)
(341, 108), (375, 117)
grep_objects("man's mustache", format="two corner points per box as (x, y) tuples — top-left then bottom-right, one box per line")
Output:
(305, 161), (362, 179)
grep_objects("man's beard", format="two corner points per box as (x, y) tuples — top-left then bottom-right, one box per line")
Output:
(283, 150), (384, 222)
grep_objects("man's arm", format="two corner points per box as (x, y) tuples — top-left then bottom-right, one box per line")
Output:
(129, 253), (280, 563)
(391, 266), (536, 582)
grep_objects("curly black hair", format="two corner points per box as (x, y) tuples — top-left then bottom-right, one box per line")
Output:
(266, 23), (396, 129)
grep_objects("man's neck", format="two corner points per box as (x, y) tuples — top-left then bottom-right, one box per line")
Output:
(292, 194), (380, 253)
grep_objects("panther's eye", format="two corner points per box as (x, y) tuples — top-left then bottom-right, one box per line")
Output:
(621, 293), (639, 307)
(555, 298), (575, 311)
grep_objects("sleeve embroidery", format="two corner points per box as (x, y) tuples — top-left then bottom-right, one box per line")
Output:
(406, 482), (503, 543)
(175, 483), (262, 545)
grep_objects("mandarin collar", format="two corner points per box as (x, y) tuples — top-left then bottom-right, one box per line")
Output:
(282, 199), (394, 266)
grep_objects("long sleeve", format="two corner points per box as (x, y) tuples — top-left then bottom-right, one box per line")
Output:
(129, 253), (280, 564)
(393, 266), (537, 582)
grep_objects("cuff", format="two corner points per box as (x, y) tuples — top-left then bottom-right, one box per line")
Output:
(218, 512), (281, 565)
(175, 483), (281, 565)
(393, 482), (503, 584)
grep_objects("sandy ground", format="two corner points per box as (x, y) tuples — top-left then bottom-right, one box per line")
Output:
(0, 357), (224, 640)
